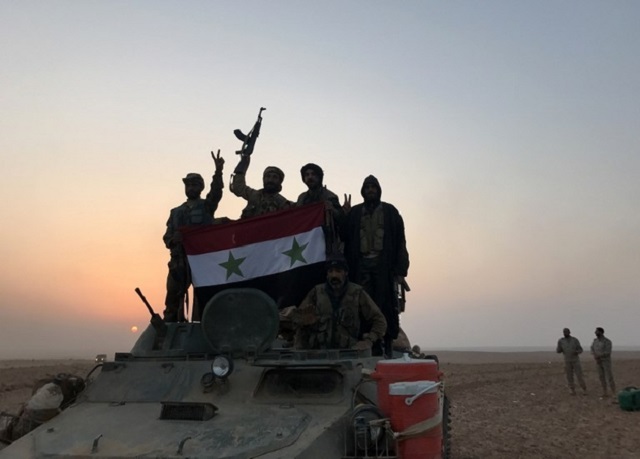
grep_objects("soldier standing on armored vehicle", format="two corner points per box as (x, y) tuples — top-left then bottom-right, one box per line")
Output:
(342, 175), (409, 357)
(556, 327), (587, 395)
(163, 150), (225, 322)
(230, 156), (293, 218)
(293, 254), (387, 351)
(229, 107), (293, 218)
(296, 163), (346, 252)
(297, 163), (341, 209)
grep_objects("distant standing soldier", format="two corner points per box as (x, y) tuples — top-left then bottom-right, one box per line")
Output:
(230, 155), (293, 218)
(342, 175), (409, 357)
(591, 327), (616, 398)
(163, 151), (225, 322)
(556, 328), (587, 395)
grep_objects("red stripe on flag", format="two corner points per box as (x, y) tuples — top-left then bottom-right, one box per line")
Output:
(182, 202), (325, 255)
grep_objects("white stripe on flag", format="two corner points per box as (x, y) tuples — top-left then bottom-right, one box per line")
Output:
(187, 227), (325, 287)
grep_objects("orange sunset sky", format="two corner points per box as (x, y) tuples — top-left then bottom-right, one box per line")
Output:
(1, 2), (638, 358)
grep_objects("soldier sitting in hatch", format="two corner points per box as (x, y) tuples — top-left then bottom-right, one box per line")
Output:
(292, 254), (387, 352)
(230, 154), (293, 219)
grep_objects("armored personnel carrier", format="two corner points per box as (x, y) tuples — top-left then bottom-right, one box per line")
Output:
(0, 288), (450, 458)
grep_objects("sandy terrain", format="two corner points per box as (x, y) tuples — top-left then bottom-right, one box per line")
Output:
(441, 352), (640, 459)
(1, 352), (639, 458)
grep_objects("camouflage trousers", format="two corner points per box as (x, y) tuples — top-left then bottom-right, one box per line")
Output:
(164, 256), (199, 322)
(564, 359), (586, 392)
(164, 265), (188, 322)
(595, 358), (616, 395)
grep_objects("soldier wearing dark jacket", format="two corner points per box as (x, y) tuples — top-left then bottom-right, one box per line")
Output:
(163, 151), (224, 322)
(230, 155), (293, 219)
(342, 175), (409, 356)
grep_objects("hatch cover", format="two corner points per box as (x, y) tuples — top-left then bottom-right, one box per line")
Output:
(201, 288), (279, 355)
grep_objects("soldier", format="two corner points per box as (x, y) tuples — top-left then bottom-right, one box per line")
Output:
(2, 373), (85, 442)
(230, 154), (293, 218)
(296, 163), (345, 251)
(293, 254), (387, 352)
(296, 163), (341, 210)
(591, 327), (617, 398)
(342, 175), (409, 357)
(556, 328), (587, 395)
(163, 151), (225, 322)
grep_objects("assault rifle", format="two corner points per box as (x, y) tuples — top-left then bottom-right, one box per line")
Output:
(234, 107), (266, 157)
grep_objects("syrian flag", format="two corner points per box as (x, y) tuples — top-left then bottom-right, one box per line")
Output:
(182, 202), (327, 315)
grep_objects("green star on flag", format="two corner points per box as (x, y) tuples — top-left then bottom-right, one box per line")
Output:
(219, 251), (246, 280)
(283, 237), (309, 267)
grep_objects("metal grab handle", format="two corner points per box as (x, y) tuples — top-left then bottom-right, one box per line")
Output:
(404, 382), (440, 406)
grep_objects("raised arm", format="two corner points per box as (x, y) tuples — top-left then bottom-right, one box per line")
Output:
(230, 155), (258, 199)
(205, 150), (225, 213)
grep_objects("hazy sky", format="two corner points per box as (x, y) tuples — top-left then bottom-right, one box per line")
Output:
(1, 1), (638, 358)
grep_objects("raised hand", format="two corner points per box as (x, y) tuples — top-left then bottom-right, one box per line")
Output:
(342, 193), (351, 213)
(211, 149), (225, 171)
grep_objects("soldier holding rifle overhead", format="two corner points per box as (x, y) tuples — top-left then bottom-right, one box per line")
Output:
(230, 108), (294, 218)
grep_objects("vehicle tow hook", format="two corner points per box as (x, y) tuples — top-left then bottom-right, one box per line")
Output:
(91, 434), (103, 454)
(177, 436), (192, 455)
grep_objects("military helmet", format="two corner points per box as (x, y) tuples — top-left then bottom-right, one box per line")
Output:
(182, 173), (205, 188)
(263, 166), (285, 183)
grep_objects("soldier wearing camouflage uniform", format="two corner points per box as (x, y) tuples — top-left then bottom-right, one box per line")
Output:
(163, 151), (224, 322)
(296, 163), (345, 252)
(296, 163), (343, 214)
(230, 155), (293, 219)
(556, 328), (587, 395)
(294, 255), (387, 351)
(590, 327), (616, 397)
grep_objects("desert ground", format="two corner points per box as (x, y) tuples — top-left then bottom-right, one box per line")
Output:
(1, 352), (639, 458)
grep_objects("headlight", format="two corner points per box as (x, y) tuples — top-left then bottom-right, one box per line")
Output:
(211, 355), (234, 378)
